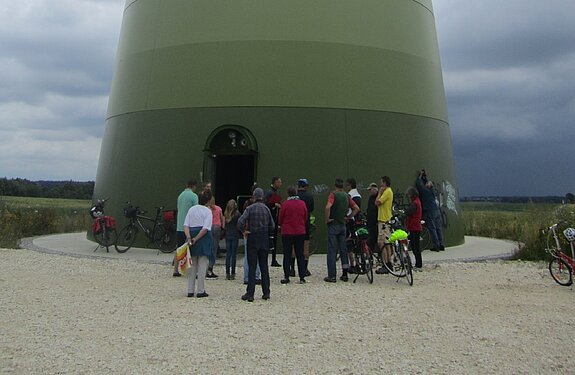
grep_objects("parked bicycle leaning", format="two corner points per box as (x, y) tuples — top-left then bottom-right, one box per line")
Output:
(115, 202), (175, 253)
(89, 198), (117, 252)
(546, 222), (575, 286)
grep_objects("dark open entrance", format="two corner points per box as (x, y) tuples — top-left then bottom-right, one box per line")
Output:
(214, 155), (255, 208)
(204, 125), (258, 209)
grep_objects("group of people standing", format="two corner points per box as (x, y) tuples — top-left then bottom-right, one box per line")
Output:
(174, 170), (444, 301)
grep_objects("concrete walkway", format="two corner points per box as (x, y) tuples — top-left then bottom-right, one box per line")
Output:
(20, 232), (519, 265)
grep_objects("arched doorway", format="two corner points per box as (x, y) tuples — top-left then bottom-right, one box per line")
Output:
(203, 125), (258, 208)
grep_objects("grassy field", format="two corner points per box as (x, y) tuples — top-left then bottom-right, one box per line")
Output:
(461, 201), (575, 260)
(0, 196), (91, 248)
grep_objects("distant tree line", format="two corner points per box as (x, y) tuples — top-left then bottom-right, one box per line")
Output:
(461, 195), (572, 204)
(0, 178), (94, 200)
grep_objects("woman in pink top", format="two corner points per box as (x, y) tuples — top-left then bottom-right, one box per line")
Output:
(278, 185), (308, 284)
(206, 197), (224, 278)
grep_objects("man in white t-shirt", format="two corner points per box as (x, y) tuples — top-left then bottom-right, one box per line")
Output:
(183, 191), (214, 298)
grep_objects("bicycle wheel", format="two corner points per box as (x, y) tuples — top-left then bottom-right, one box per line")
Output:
(548, 257), (573, 286)
(420, 227), (431, 250)
(403, 244), (413, 286)
(154, 226), (176, 253)
(115, 224), (137, 253)
(362, 250), (374, 284)
(95, 227), (117, 252)
(384, 244), (405, 277)
(308, 225), (319, 256)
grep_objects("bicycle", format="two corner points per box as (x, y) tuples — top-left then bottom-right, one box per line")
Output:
(379, 212), (414, 286)
(115, 202), (176, 253)
(546, 222), (575, 286)
(89, 198), (117, 252)
(307, 214), (319, 256)
(397, 211), (430, 250)
(349, 227), (374, 284)
(419, 222), (431, 250)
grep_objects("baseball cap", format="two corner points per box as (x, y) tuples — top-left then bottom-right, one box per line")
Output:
(253, 187), (264, 199)
(368, 182), (378, 189)
(297, 178), (309, 187)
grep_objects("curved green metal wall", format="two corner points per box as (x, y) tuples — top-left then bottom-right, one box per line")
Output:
(93, 0), (464, 248)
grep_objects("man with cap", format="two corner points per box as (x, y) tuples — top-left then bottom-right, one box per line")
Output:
(295, 178), (314, 277)
(237, 187), (275, 301)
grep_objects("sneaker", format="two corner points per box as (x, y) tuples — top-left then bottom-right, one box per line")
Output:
(340, 275), (349, 282)
(299, 279), (306, 284)
(226, 274), (231, 280)
(280, 278), (290, 284)
(323, 277), (337, 283)
(262, 294), (270, 300)
(289, 269), (296, 277)
(305, 269), (312, 277)
(206, 272), (218, 279)
(196, 292), (209, 298)
(230, 274), (236, 280)
(271, 260), (281, 267)
(173, 272), (182, 277)
(255, 279), (262, 285)
(241, 293), (254, 302)
(430, 248), (440, 252)
(187, 292), (194, 297)
(439, 246), (445, 251)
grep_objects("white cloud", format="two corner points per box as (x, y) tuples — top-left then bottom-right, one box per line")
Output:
(0, 0), (573, 196)
(0, 0), (122, 181)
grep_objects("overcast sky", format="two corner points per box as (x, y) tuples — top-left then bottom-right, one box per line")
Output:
(0, 1), (573, 196)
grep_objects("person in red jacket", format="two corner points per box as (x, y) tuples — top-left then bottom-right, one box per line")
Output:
(278, 185), (308, 284)
(405, 187), (423, 269)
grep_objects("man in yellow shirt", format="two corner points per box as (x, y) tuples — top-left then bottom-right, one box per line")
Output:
(375, 176), (393, 274)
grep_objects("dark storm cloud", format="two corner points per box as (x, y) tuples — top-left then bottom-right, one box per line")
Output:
(434, 0), (575, 196)
(1, 0), (573, 195)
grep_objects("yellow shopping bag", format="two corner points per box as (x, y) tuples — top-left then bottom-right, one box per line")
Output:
(175, 242), (193, 275)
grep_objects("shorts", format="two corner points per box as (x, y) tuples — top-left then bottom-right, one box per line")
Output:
(377, 222), (392, 244)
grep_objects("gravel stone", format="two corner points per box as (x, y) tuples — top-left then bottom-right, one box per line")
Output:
(1, 248), (574, 374)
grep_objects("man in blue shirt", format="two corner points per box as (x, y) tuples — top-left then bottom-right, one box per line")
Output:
(416, 170), (444, 251)
(173, 179), (198, 276)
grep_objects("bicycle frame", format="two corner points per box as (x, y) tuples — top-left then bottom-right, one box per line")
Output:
(133, 207), (164, 244)
(548, 224), (575, 269)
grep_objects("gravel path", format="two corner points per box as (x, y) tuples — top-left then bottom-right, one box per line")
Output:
(1, 248), (574, 374)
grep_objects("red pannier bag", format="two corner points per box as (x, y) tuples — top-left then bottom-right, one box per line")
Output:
(92, 219), (102, 234)
(104, 216), (116, 230)
(163, 210), (175, 223)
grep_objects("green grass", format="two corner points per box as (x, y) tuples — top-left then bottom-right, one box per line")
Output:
(461, 202), (575, 260)
(0, 196), (91, 248)
(2, 195), (573, 262)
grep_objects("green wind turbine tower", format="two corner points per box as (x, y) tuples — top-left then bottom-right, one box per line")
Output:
(93, 0), (464, 248)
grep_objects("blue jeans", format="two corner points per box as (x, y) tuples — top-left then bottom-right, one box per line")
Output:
(327, 223), (349, 279)
(282, 235), (305, 279)
(424, 209), (444, 248)
(209, 225), (221, 268)
(245, 232), (270, 297)
(243, 239), (261, 282)
(225, 238), (239, 275)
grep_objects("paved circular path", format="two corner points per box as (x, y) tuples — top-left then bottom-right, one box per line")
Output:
(20, 232), (519, 265)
